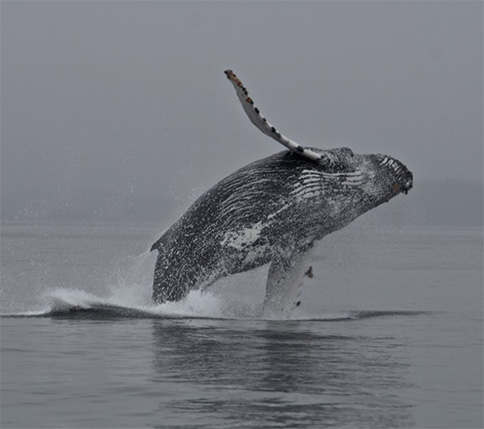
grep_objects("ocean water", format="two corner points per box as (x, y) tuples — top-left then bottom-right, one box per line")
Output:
(1, 221), (482, 428)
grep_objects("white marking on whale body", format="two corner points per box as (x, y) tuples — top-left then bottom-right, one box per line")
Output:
(302, 177), (321, 185)
(291, 187), (322, 201)
(300, 169), (361, 178)
(342, 173), (364, 186)
(267, 203), (291, 220)
(290, 168), (366, 202)
(221, 221), (264, 250)
(242, 242), (271, 266)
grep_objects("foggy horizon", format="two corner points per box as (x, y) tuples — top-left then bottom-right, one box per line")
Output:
(1, 1), (483, 226)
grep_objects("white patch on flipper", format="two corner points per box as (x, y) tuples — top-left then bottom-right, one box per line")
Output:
(263, 245), (315, 320)
(224, 70), (323, 163)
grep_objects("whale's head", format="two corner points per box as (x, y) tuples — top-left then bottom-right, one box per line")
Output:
(319, 147), (412, 194)
(301, 147), (413, 226)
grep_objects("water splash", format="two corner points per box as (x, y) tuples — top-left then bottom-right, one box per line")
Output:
(1, 249), (426, 321)
(1, 282), (427, 322)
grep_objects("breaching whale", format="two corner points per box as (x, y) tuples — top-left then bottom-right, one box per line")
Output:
(150, 70), (413, 318)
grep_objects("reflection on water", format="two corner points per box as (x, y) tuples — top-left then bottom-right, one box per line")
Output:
(2, 224), (480, 428)
(150, 319), (414, 428)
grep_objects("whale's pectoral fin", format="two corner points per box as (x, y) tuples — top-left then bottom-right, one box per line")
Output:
(262, 244), (315, 319)
(224, 70), (324, 164)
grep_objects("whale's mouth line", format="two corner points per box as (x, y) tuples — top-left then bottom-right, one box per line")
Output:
(394, 177), (412, 195)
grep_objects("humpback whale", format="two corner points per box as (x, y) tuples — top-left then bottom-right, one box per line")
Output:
(151, 70), (413, 318)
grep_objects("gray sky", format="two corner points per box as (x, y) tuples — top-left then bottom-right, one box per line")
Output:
(2, 1), (483, 214)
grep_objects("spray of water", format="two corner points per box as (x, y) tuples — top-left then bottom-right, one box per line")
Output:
(2, 247), (411, 321)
